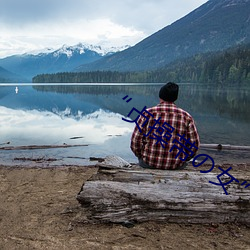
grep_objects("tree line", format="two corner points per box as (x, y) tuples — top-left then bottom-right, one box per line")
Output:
(33, 43), (250, 85)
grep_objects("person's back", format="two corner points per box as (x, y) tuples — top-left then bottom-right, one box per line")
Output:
(130, 82), (200, 170)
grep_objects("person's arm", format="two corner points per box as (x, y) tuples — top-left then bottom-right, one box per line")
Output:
(130, 115), (147, 158)
(186, 118), (200, 158)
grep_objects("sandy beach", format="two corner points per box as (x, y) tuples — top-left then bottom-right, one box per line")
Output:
(0, 164), (250, 250)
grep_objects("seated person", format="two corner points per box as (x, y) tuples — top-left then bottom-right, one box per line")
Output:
(130, 82), (200, 170)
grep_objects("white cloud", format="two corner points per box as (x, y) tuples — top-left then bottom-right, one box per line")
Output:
(0, 0), (208, 58)
(0, 18), (145, 57)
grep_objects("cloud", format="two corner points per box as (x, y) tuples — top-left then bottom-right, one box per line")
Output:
(0, 0), (208, 57)
(0, 0), (71, 25)
(0, 18), (145, 57)
(0, 0), (207, 31)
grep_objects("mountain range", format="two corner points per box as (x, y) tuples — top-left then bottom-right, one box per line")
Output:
(0, 0), (249, 82)
(0, 44), (129, 82)
(0, 66), (23, 83)
(75, 0), (250, 72)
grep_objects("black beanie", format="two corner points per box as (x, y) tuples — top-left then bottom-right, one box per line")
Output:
(159, 82), (179, 102)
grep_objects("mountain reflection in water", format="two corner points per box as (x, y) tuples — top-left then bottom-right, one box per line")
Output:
(0, 83), (249, 166)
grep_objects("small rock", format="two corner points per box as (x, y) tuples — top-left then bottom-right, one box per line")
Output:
(67, 222), (73, 231)
(121, 221), (135, 228)
(61, 207), (73, 214)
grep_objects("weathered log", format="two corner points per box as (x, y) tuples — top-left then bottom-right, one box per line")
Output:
(0, 144), (88, 150)
(200, 143), (250, 151)
(14, 157), (57, 162)
(77, 165), (250, 225)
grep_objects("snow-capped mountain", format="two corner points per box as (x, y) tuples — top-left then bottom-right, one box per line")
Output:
(51, 43), (130, 58)
(29, 43), (130, 58)
(0, 43), (130, 81)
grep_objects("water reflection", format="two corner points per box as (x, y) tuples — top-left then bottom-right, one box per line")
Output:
(0, 106), (132, 145)
(33, 83), (250, 122)
(0, 83), (249, 166)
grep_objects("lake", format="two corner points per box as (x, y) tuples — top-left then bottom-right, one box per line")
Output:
(0, 83), (249, 167)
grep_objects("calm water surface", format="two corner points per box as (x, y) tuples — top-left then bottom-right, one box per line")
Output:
(0, 83), (249, 166)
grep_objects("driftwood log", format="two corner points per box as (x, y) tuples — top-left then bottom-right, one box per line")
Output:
(77, 158), (250, 225)
(0, 144), (88, 150)
(200, 143), (250, 151)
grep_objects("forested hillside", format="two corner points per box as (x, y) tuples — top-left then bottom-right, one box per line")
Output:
(75, 0), (250, 72)
(33, 44), (250, 85)
(151, 43), (250, 84)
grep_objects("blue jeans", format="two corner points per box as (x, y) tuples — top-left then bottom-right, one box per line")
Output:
(138, 158), (188, 170)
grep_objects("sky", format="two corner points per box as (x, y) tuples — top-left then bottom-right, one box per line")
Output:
(0, 0), (208, 58)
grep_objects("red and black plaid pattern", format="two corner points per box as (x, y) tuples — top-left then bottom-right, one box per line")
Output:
(130, 101), (200, 169)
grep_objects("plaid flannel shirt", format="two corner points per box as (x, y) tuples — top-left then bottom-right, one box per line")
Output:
(130, 101), (200, 169)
